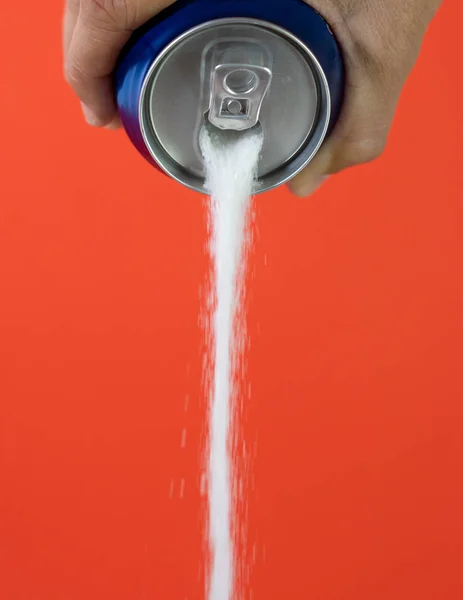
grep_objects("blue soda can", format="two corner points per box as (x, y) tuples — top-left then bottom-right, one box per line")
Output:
(115, 0), (344, 193)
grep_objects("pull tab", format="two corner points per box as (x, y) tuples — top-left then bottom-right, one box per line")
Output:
(205, 41), (272, 131)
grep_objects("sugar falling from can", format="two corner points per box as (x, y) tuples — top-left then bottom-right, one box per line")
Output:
(201, 127), (263, 600)
(115, 4), (344, 596)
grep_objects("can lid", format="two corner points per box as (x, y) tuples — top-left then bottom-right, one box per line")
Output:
(140, 19), (331, 193)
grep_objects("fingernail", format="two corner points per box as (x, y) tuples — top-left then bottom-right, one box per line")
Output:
(81, 103), (103, 127)
(294, 175), (329, 198)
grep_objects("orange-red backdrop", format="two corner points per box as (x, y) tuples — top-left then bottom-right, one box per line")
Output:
(1, 2), (462, 599)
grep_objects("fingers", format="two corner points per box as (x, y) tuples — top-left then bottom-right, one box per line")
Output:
(64, 0), (174, 128)
(65, 2), (132, 127)
(288, 72), (397, 197)
(63, 0), (79, 57)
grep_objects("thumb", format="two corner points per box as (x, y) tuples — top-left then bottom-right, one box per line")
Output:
(288, 76), (397, 197)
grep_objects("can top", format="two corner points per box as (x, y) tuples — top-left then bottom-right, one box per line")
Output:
(139, 19), (331, 193)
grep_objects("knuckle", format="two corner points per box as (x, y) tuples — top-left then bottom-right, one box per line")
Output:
(330, 134), (387, 173)
(349, 28), (392, 78)
(64, 59), (88, 90)
(344, 136), (387, 167)
(341, 8), (401, 80)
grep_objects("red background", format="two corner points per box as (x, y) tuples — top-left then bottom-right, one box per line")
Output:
(1, 2), (462, 599)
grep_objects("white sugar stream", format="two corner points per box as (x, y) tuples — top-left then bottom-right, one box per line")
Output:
(200, 128), (263, 600)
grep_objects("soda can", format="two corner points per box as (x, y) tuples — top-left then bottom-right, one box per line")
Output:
(115, 0), (344, 194)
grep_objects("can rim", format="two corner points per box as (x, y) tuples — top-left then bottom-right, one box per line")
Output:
(138, 18), (332, 195)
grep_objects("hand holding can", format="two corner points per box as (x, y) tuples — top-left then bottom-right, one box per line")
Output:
(63, 0), (442, 195)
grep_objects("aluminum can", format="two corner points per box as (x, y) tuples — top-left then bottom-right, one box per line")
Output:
(115, 0), (344, 193)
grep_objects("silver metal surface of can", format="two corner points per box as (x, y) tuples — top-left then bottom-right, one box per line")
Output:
(137, 18), (333, 194)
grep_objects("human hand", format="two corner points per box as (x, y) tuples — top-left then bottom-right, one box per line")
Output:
(289, 0), (441, 196)
(63, 0), (441, 190)
(63, 0), (174, 128)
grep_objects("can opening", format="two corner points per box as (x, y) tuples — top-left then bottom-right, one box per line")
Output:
(202, 110), (263, 145)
